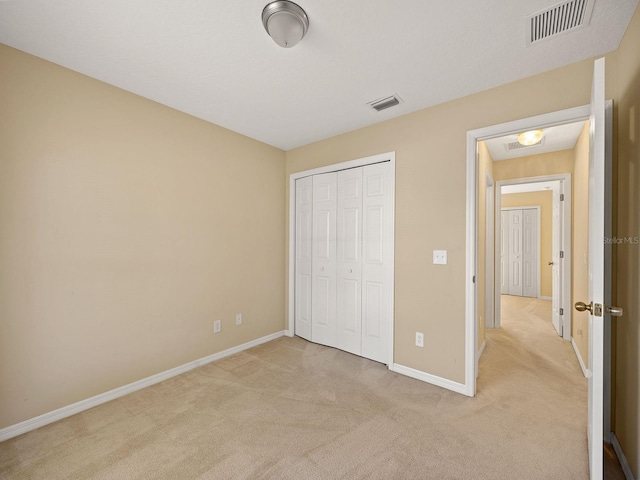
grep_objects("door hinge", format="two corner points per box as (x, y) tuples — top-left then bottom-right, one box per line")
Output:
(473, 276), (476, 284)
(560, 251), (564, 258)
(559, 308), (564, 315)
(560, 193), (565, 201)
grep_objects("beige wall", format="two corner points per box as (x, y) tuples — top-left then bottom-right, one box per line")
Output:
(572, 122), (591, 368)
(610, 3), (640, 475)
(493, 150), (575, 182)
(501, 191), (554, 298)
(477, 141), (495, 350)
(0, 45), (287, 428)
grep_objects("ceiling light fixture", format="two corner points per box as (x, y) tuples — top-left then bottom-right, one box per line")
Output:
(517, 129), (544, 146)
(262, 1), (309, 48)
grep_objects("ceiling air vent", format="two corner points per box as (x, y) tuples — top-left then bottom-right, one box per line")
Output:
(527, 0), (594, 45)
(367, 94), (403, 112)
(506, 137), (545, 151)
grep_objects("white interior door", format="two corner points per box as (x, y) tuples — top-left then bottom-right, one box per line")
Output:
(311, 173), (337, 348)
(522, 209), (538, 298)
(500, 210), (509, 294)
(294, 176), (313, 341)
(485, 179), (495, 328)
(508, 210), (523, 296)
(336, 168), (363, 356)
(584, 57), (607, 480)
(551, 186), (562, 336)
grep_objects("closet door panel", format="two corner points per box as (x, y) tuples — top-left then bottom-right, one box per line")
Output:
(336, 168), (363, 356)
(508, 210), (523, 296)
(294, 176), (313, 340)
(361, 162), (393, 364)
(312, 173), (337, 348)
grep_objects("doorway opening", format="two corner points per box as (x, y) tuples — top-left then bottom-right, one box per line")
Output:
(493, 176), (573, 339)
(464, 104), (593, 397)
(466, 59), (614, 479)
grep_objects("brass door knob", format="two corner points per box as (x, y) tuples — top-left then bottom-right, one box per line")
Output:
(575, 301), (593, 313)
(606, 305), (624, 317)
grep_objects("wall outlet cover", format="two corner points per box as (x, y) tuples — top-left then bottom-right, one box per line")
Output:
(433, 250), (448, 265)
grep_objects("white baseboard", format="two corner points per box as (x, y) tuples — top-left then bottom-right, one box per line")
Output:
(392, 363), (468, 395)
(0, 330), (286, 442)
(612, 432), (636, 480)
(477, 339), (487, 360)
(571, 337), (589, 378)
(538, 295), (552, 301)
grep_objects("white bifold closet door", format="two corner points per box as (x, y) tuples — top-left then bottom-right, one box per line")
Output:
(311, 172), (338, 347)
(336, 168), (363, 355)
(294, 176), (313, 341)
(294, 162), (392, 364)
(502, 208), (538, 298)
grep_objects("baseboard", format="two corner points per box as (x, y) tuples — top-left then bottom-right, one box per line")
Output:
(0, 330), (286, 442)
(538, 295), (552, 301)
(477, 339), (487, 360)
(392, 363), (468, 395)
(571, 337), (589, 378)
(612, 432), (636, 480)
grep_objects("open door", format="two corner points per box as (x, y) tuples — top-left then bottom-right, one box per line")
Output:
(551, 185), (562, 336)
(575, 57), (622, 480)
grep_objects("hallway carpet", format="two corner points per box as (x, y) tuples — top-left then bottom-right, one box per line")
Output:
(1, 296), (589, 479)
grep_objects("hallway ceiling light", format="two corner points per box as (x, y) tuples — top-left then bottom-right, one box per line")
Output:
(517, 129), (544, 146)
(262, 1), (309, 48)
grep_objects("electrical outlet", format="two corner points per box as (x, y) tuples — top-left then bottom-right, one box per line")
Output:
(433, 250), (448, 265)
(214, 319), (221, 333)
(236, 313), (242, 325)
(415, 332), (424, 348)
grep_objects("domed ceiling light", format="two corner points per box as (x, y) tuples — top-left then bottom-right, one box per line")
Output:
(517, 129), (544, 146)
(262, 1), (309, 48)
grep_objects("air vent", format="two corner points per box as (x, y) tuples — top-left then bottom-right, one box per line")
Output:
(506, 137), (545, 151)
(527, 0), (594, 45)
(367, 94), (403, 112)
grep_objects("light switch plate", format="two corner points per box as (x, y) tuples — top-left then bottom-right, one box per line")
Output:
(433, 250), (448, 265)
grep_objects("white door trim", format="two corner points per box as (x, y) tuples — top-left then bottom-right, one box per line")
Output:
(287, 152), (396, 367)
(466, 104), (590, 396)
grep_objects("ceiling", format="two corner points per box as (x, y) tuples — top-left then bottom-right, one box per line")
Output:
(0, 0), (637, 151)
(485, 121), (587, 161)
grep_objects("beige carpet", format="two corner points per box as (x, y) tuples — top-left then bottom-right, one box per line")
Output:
(1, 295), (590, 479)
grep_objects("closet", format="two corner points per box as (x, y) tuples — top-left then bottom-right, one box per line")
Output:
(294, 161), (393, 364)
(500, 208), (538, 297)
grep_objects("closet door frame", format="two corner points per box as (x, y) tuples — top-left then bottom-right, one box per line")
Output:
(287, 152), (396, 367)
